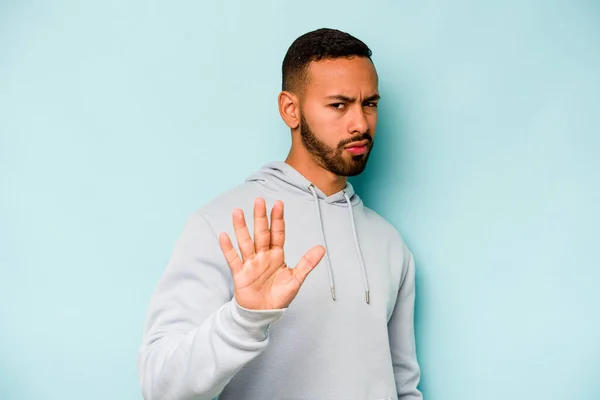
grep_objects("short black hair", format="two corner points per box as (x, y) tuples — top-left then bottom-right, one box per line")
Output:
(282, 28), (372, 93)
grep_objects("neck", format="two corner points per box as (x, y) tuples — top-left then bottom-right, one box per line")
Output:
(285, 147), (347, 197)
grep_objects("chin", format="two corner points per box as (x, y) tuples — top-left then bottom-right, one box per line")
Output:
(345, 168), (367, 177)
(343, 162), (369, 177)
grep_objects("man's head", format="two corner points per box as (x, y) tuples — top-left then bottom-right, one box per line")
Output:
(279, 28), (379, 177)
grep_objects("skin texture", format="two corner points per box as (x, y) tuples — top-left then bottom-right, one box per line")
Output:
(282, 56), (380, 196)
(219, 56), (379, 310)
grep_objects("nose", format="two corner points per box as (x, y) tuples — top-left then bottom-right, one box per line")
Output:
(348, 107), (369, 135)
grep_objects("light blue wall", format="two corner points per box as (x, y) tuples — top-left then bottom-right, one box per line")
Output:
(1, 1), (598, 399)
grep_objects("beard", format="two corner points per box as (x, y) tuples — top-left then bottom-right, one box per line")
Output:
(299, 114), (374, 177)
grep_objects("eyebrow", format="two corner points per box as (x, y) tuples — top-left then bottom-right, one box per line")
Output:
(325, 94), (380, 103)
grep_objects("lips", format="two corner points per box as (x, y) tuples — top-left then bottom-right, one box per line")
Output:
(344, 139), (370, 149)
(344, 140), (370, 155)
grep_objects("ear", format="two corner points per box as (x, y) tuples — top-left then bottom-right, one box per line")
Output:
(278, 90), (300, 130)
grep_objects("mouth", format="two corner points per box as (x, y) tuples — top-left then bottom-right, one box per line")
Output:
(344, 140), (370, 155)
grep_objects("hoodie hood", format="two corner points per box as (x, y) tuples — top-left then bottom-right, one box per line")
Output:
(246, 161), (370, 304)
(245, 161), (361, 207)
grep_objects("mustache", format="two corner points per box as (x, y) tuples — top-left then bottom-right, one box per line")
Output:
(337, 133), (373, 149)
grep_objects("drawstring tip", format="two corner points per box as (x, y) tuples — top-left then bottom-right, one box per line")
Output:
(331, 287), (336, 301)
(365, 291), (370, 304)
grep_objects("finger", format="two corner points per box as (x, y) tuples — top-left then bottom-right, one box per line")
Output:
(253, 198), (270, 253)
(270, 200), (285, 249)
(232, 208), (255, 262)
(218, 232), (243, 275)
(292, 245), (326, 285)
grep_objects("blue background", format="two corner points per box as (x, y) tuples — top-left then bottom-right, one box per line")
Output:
(1, 1), (599, 399)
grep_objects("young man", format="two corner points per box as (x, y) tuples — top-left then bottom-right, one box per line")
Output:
(138, 28), (422, 400)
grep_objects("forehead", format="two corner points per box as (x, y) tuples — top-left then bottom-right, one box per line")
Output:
(304, 57), (378, 97)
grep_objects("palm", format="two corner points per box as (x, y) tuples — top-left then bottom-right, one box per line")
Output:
(218, 198), (325, 310)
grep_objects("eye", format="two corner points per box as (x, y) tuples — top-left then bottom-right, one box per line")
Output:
(364, 102), (378, 108)
(330, 103), (346, 110)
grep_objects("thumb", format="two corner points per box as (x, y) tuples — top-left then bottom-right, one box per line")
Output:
(292, 245), (326, 285)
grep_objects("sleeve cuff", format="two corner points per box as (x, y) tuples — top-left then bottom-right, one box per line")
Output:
(220, 298), (287, 343)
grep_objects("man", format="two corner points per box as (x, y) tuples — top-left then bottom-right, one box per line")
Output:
(138, 28), (422, 400)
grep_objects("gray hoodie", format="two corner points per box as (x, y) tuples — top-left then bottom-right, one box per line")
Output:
(138, 161), (422, 400)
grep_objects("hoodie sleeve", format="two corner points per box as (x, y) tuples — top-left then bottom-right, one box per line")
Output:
(388, 248), (423, 399)
(137, 211), (286, 400)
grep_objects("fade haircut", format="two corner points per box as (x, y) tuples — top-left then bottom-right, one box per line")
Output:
(281, 28), (372, 94)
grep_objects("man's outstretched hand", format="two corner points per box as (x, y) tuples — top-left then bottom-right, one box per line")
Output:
(219, 198), (326, 310)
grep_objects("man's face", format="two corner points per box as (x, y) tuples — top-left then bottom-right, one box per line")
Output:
(299, 56), (379, 177)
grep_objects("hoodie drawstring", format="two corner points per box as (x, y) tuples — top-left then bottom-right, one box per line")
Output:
(343, 190), (371, 304)
(309, 184), (336, 301)
(308, 184), (370, 304)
